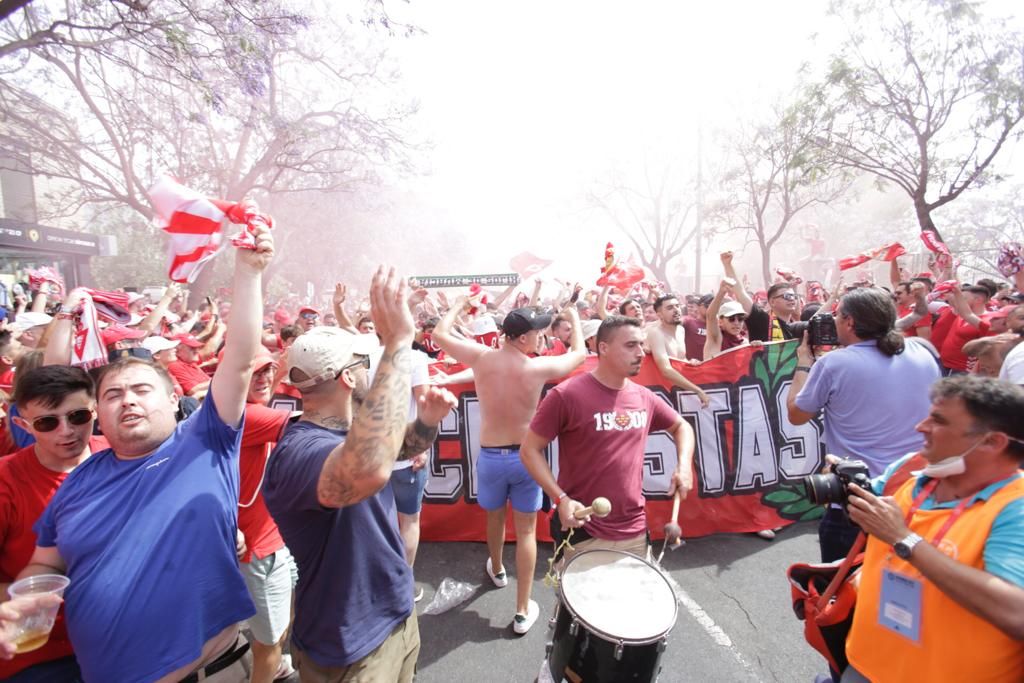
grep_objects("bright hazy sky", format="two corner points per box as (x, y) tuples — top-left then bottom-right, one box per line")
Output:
(377, 1), (1021, 287)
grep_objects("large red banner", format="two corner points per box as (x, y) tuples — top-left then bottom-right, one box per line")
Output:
(418, 340), (826, 543)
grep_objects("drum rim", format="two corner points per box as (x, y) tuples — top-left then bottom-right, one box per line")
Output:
(557, 548), (679, 645)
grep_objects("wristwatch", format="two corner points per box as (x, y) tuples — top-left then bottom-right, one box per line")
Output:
(893, 532), (924, 560)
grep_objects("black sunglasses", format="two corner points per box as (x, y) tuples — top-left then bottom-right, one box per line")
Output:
(30, 408), (94, 433)
(725, 314), (747, 322)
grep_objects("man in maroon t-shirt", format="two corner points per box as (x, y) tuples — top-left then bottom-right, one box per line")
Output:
(681, 294), (711, 361)
(521, 316), (695, 561)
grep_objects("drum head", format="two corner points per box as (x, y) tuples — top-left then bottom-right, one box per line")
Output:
(560, 549), (677, 642)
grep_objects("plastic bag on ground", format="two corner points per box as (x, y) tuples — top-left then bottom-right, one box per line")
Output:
(421, 577), (477, 615)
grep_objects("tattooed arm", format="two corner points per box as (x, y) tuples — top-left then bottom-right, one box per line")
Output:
(397, 385), (457, 460)
(317, 267), (416, 508)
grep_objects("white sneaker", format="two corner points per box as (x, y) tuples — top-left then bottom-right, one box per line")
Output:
(756, 529), (776, 540)
(486, 557), (508, 588)
(513, 599), (539, 635)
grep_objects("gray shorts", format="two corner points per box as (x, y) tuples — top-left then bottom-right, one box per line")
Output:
(240, 546), (298, 645)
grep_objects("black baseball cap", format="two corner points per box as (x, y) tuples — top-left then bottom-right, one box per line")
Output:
(501, 308), (553, 338)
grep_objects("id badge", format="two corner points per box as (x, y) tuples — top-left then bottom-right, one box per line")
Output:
(879, 569), (922, 642)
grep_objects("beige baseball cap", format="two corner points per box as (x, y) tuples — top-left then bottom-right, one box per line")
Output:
(287, 327), (380, 390)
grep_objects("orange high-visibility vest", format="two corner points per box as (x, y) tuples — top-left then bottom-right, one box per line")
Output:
(846, 475), (1024, 682)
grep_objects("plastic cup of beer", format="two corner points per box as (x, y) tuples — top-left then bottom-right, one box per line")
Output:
(5, 574), (70, 654)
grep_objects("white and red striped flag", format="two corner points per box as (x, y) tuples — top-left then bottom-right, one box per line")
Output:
(838, 242), (906, 271)
(149, 177), (228, 283)
(149, 176), (273, 283)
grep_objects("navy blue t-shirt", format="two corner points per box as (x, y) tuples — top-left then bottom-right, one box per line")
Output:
(34, 390), (254, 683)
(264, 421), (412, 667)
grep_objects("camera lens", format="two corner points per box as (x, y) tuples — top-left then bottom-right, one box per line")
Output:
(803, 473), (845, 505)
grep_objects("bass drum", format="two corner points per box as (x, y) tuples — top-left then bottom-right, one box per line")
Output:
(546, 549), (678, 682)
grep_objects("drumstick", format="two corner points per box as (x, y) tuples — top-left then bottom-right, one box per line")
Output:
(663, 490), (683, 546)
(572, 496), (611, 520)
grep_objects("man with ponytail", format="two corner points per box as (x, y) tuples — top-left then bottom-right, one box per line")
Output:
(786, 287), (942, 561)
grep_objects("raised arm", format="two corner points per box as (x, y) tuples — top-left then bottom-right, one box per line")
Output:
(332, 283), (359, 334)
(42, 288), (91, 366)
(720, 252), (753, 315)
(648, 331), (709, 407)
(949, 287), (982, 329)
(431, 296), (489, 366)
(210, 223), (274, 427)
(316, 267), (415, 507)
(596, 284), (611, 320)
(702, 279), (730, 360)
(137, 283), (181, 334)
(531, 305), (586, 379)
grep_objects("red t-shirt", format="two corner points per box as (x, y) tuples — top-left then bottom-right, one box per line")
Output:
(681, 317), (707, 361)
(897, 304), (932, 337)
(930, 306), (957, 354)
(167, 360), (211, 394)
(238, 403), (290, 562)
(940, 315), (991, 371)
(0, 368), (14, 394)
(529, 373), (680, 540)
(0, 437), (108, 678)
(543, 339), (569, 356)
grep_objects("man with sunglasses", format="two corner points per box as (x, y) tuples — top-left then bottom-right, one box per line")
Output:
(704, 278), (752, 360)
(263, 268), (456, 683)
(0, 365), (106, 681)
(9, 223), (275, 683)
(297, 307), (320, 332)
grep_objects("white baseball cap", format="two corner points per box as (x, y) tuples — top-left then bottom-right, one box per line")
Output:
(581, 319), (601, 341)
(142, 336), (179, 354)
(288, 328), (381, 390)
(718, 301), (746, 319)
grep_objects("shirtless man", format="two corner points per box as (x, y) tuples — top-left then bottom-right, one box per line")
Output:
(432, 302), (585, 634)
(646, 294), (709, 407)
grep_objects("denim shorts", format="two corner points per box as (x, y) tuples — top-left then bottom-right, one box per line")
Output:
(390, 464), (429, 515)
(476, 446), (542, 513)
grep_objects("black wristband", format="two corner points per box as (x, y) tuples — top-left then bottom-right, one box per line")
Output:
(795, 365), (813, 373)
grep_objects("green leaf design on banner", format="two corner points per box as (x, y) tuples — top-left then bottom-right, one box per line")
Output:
(752, 353), (771, 393)
(763, 489), (804, 504)
(760, 482), (823, 521)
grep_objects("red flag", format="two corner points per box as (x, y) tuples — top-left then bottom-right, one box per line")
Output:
(920, 229), (950, 256)
(838, 242), (906, 271)
(509, 252), (553, 279)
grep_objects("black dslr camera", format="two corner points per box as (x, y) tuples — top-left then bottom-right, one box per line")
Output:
(803, 458), (871, 508)
(789, 312), (839, 346)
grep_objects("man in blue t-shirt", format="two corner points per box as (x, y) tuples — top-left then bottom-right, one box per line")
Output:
(787, 287), (942, 563)
(6, 223), (276, 683)
(264, 267), (455, 682)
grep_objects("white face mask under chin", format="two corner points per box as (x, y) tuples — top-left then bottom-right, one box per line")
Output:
(914, 436), (987, 479)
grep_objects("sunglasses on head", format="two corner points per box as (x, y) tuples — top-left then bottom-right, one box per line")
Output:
(333, 354), (371, 380)
(725, 314), (747, 322)
(29, 408), (94, 433)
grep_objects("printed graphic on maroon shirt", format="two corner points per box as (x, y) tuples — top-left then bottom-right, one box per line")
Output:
(681, 317), (707, 361)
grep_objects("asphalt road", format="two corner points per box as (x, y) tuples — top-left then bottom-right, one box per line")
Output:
(411, 521), (828, 682)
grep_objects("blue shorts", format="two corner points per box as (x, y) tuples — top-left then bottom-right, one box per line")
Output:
(476, 446), (542, 513)
(390, 464), (429, 515)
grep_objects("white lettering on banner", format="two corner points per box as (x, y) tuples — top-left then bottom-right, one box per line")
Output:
(734, 384), (780, 489)
(775, 381), (823, 478)
(424, 403), (463, 500)
(642, 432), (678, 497)
(421, 377), (825, 504)
(677, 387), (733, 495)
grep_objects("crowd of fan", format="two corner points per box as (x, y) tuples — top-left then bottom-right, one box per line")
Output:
(0, 233), (1022, 683)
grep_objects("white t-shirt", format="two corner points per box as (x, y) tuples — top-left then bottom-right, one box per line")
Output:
(999, 340), (1024, 384)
